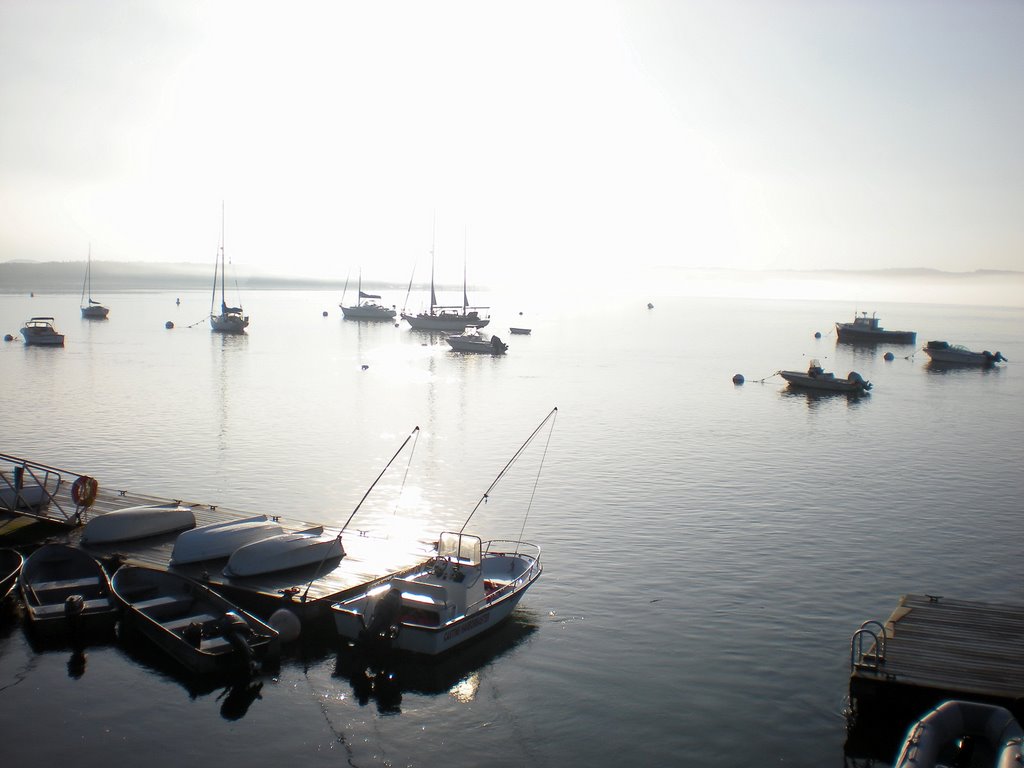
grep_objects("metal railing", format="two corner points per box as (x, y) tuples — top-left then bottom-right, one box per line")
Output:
(850, 620), (887, 671)
(0, 452), (84, 526)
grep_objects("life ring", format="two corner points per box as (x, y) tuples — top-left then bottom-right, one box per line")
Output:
(71, 475), (98, 507)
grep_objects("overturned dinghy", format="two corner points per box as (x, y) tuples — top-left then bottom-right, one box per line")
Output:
(171, 515), (282, 566)
(223, 526), (344, 577)
(892, 699), (1024, 768)
(82, 503), (196, 544)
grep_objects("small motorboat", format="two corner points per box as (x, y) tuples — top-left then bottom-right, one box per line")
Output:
(20, 317), (65, 347)
(509, 327), (531, 335)
(923, 340), (1007, 366)
(82, 503), (197, 545)
(19, 543), (118, 637)
(223, 526), (344, 577)
(835, 311), (916, 344)
(1, 548), (24, 602)
(170, 514), (282, 565)
(446, 327), (508, 355)
(779, 360), (872, 394)
(111, 564), (279, 676)
(332, 531), (541, 656)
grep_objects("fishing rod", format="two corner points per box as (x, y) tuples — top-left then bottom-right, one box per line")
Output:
(460, 407), (558, 534)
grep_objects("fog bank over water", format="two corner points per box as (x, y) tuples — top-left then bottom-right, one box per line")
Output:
(1, 260), (1021, 309)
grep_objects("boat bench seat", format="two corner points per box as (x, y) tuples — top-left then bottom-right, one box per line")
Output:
(163, 613), (219, 633)
(33, 597), (112, 618)
(33, 576), (101, 593)
(199, 636), (235, 653)
(134, 595), (192, 613)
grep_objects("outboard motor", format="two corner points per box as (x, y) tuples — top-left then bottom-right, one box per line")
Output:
(361, 587), (402, 648)
(222, 611), (255, 673)
(491, 335), (507, 353)
(64, 594), (85, 647)
(848, 371), (871, 390)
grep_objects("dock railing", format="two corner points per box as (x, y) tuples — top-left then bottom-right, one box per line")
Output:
(0, 452), (86, 526)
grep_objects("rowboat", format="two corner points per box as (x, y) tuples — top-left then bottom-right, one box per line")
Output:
(170, 515), (282, 565)
(223, 526), (344, 577)
(82, 503), (196, 545)
(19, 543), (118, 637)
(112, 564), (279, 676)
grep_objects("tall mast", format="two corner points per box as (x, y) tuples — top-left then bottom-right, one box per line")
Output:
(219, 201), (226, 308)
(429, 213), (437, 312)
(462, 226), (469, 314)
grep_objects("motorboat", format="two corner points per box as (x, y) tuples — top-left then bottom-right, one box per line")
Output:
(80, 244), (109, 319)
(332, 531), (541, 656)
(170, 515), (283, 566)
(779, 360), (872, 394)
(1, 547), (24, 602)
(446, 327), (508, 355)
(509, 327), (531, 335)
(923, 340), (1007, 366)
(81, 503), (197, 545)
(20, 317), (65, 347)
(835, 311), (916, 344)
(209, 203), (250, 334)
(332, 408), (557, 656)
(111, 564), (279, 675)
(19, 543), (119, 637)
(223, 526), (344, 577)
(340, 269), (396, 320)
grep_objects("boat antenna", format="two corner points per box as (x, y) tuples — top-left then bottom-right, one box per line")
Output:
(460, 407), (558, 534)
(300, 426), (421, 602)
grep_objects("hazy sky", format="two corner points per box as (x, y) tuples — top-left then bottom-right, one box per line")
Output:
(1, 0), (1021, 288)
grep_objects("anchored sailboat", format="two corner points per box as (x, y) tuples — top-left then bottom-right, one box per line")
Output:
(210, 204), (249, 334)
(80, 245), (109, 319)
(340, 268), (396, 320)
(401, 222), (489, 331)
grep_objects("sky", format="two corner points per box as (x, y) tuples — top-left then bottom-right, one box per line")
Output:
(0, 0), (1021, 291)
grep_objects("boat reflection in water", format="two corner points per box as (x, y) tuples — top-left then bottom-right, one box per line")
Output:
(334, 611), (539, 713)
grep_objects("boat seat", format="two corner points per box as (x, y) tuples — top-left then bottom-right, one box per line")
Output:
(134, 595), (192, 613)
(33, 597), (112, 618)
(32, 576), (101, 593)
(199, 636), (235, 654)
(163, 613), (219, 633)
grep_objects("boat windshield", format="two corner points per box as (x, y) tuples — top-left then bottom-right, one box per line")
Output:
(437, 532), (481, 566)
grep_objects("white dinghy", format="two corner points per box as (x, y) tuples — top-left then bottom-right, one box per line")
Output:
(224, 526), (344, 577)
(82, 504), (196, 545)
(170, 515), (282, 566)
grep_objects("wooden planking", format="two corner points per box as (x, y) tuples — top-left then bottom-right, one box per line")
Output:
(853, 594), (1024, 700)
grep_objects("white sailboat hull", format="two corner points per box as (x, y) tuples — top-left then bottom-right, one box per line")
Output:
(402, 312), (490, 331)
(341, 304), (396, 320)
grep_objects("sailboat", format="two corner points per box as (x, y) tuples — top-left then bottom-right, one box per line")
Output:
(401, 223), (489, 331)
(210, 204), (249, 334)
(80, 245), (109, 319)
(339, 268), (396, 320)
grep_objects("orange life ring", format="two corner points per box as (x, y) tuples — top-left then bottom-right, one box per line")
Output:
(71, 475), (98, 507)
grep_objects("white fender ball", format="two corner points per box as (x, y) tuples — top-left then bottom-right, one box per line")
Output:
(269, 608), (301, 642)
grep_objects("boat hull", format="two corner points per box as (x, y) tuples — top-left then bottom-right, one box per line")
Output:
(835, 324), (916, 344)
(223, 529), (343, 577)
(21, 330), (65, 346)
(923, 342), (1005, 366)
(112, 565), (279, 675)
(341, 305), (396, 320)
(446, 337), (507, 354)
(81, 305), (109, 319)
(170, 515), (282, 565)
(82, 504), (196, 545)
(211, 312), (249, 333)
(402, 312), (490, 331)
(1, 548), (24, 602)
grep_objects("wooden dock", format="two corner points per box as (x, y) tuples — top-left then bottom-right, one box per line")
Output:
(1, 453), (436, 626)
(846, 593), (1024, 760)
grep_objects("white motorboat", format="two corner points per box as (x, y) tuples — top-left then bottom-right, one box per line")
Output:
(340, 269), (396, 320)
(779, 360), (871, 394)
(923, 340), (1007, 366)
(446, 327), (508, 355)
(81, 503), (196, 545)
(401, 221), (490, 331)
(332, 532), (541, 656)
(20, 317), (65, 347)
(332, 408), (556, 656)
(835, 311), (916, 344)
(80, 244), (109, 319)
(170, 515), (282, 565)
(223, 526), (344, 577)
(112, 564), (279, 675)
(210, 203), (249, 334)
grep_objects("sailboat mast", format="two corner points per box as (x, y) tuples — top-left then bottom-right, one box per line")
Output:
(429, 214), (437, 312)
(463, 227), (469, 314)
(219, 202), (227, 309)
(81, 244), (90, 306)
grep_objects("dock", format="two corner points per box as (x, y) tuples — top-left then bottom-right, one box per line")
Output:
(846, 593), (1024, 760)
(1, 453), (436, 626)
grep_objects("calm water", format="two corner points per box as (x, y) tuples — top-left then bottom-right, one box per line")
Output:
(1, 285), (1022, 767)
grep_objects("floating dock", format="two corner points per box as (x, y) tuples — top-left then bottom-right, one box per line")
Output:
(846, 593), (1024, 759)
(1, 453), (436, 626)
